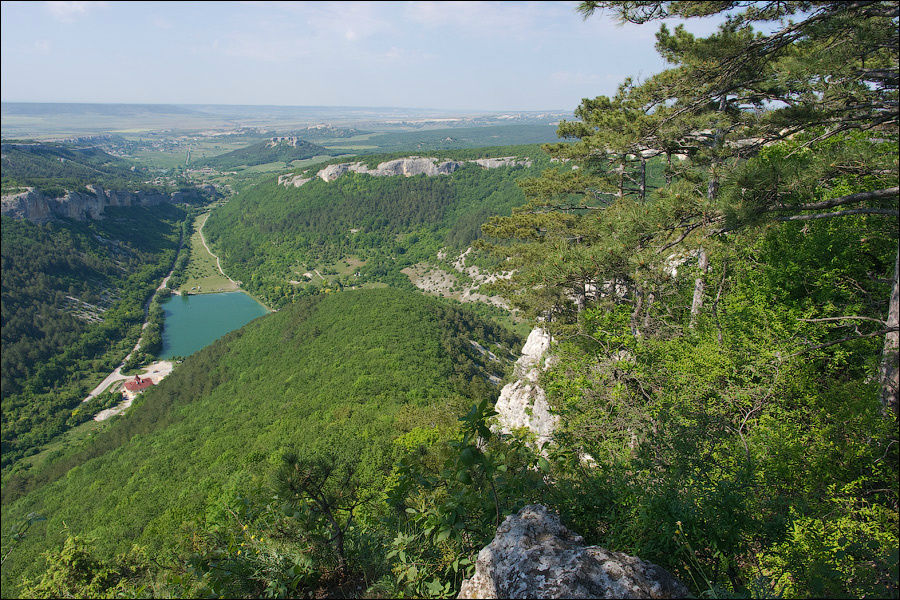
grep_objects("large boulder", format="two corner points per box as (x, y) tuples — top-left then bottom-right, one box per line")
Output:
(458, 505), (690, 599)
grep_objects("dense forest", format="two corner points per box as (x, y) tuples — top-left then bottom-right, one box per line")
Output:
(0, 142), (156, 197)
(0, 204), (184, 472)
(203, 146), (581, 307)
(0, 289), (523, 597)
(195, 138), (336, 169)
(357, 124), (563, 153)
(476, 1), (898, 597)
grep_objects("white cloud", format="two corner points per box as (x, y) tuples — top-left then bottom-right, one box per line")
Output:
(152, 16), (173, 29)
(404, 1), (575, 38)
(33, 39), (52, 55)
(238, 1), (394, 42)
(44, 1), (107, 23)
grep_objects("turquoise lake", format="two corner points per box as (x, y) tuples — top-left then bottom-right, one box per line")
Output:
(158, 292), (269, 359)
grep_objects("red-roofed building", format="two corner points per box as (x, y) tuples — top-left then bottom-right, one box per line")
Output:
(123, 375), (155, 399)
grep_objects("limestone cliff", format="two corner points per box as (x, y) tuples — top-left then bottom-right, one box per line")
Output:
(278, 155), (533, 187)
(1, 184), (217, 223)
(277, 173), (312, 187)
(469, 156), (532, 169)
(493, 328), (558, 447)
(317, 156), (462, 182)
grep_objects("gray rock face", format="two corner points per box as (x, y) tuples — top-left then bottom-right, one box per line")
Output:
(469, 156), (533, 169)
(318, 162), (359, 181)
(316, 157), (463, 182)
(277, 173), (312, 187)
(301, 154), (531, 186)
(458, 505), (690, 599)
(493, 328), (558, 447)
(1, 185), (216, 223)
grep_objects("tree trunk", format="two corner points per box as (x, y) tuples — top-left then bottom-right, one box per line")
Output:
(639, 155), (647, 201)
(643, 292), (655, 330)
(880, 248), (899, 419)
(329, 517), (347, 573)
(690, 247), (708, 329)
(631, 286), (644, 337)
(617, 156), (625, 199)
(707, 95), (727, 203)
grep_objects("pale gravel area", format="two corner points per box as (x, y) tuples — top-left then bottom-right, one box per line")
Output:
(83, 254), (178, 403)
(402, 247), (511, 309)
(93, 360), (174, 421)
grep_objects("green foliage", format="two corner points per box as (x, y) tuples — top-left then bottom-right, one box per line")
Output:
(166, 497), (324, 599)
(478, 4), (898, 598)
(204, 147), (556, 308)
(272, 450), (371, 571)
(385, 399), (549, 597)
(196, 138), (337, 169)
(0, 142), (151, 197)
(0, 289), (521, 596)
(4, 6), (898, 599)
(358, 125), (562, 154)
(1, 204), (184, 472)
(530, 220), (899, 597)
(20, 536), (152, 599)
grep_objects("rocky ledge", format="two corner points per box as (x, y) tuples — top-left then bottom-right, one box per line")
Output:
(278, 155), (533, 187)
(1, 184), (217, 222)
(493, 328), (558, 448)
(458, 505), (690, 599)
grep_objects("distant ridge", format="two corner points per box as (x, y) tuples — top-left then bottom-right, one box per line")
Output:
(1, 102), (202, 116)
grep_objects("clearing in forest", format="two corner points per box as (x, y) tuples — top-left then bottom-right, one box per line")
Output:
(178, 212), (239, 294)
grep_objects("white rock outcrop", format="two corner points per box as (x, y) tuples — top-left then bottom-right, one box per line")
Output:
(280, 155), (534, 186)
(318, 162), (361, 181)
(469, 156), (532, 169)
(316, 157), (462, 182)
(1, 185), (216, 223)
(277, 173), (312, 187)
(458, 505), (690, 599)
(493, 328), (558, 447)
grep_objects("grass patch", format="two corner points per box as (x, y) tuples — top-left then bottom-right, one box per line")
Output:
(178, 213), (239, 294)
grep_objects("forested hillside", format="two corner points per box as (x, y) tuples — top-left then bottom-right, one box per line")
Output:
(1, 2), (896, 599)
(1, 142), (149, 196)
(0, 289), (522, 597)
(359, 124), (562, 153)
(476, 1), (899, 597)
(203, 146), (574, 307)
(195, 137), (336, 169)
(0, 205), (185, 472)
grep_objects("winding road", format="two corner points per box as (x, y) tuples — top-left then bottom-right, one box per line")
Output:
(198, 212), (239, 286)
(82, 229), (184, 403)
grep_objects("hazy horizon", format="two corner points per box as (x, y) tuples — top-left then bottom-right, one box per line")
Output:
(1, 1), (728, 111)
(1, 100), (569, 113)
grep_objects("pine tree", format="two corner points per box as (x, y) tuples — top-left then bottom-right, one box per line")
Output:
(484, 0), (898, 412)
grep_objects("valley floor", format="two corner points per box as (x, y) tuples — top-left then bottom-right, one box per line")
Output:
(179, 211), (240, 295)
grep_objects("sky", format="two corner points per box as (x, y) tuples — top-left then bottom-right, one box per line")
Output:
(1, 1), (728, 112)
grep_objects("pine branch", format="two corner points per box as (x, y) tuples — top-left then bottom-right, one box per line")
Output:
(787, 327), (900, 357)
(777, 207), (899, 221)
(799, 316), (889, 325)
(770, 187), (899, 212)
